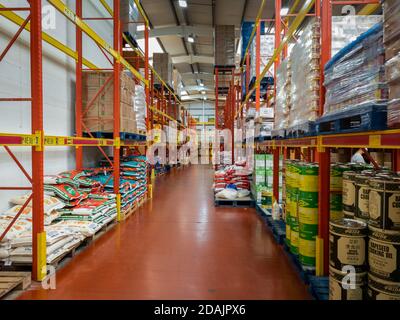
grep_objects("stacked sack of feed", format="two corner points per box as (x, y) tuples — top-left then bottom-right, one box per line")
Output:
(0, 170), (118, 264)
(88, 174), (146, 212)
(55, 197), (117, 225)
(7, 226), (83, 265)
(213, 161), (252, 199)
(0, 216), (32, 261)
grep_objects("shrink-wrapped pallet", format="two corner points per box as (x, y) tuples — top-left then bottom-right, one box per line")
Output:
(290, 18), (320, 126)
(324, 23), (387, 115)
(250, 34), (275, 80)
(275, 58), (291, 130)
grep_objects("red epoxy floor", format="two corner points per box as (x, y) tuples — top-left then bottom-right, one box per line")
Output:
(19, 165), (310, 300)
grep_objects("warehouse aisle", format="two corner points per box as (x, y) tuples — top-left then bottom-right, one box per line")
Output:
(19, 165), (310, 300)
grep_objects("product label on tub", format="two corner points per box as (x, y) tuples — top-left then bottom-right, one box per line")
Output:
(368, 239), (397, 278)
(389, 194), (400, 224)
(357, 186), (370, 218)
(343, 180), (355, 206)
(369, 190), (381, 220)
(338, 237), (366, 265)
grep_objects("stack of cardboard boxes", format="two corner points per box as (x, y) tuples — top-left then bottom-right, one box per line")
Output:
(153, 53), (173, 87)
(384, 0), (400, 128)
(255, 105), (274, 138)
(214, 25), (235, 66)
(82, 71), (137, 134)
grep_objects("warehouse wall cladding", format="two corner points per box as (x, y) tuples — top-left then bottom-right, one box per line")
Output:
(1, 0), (400, 313)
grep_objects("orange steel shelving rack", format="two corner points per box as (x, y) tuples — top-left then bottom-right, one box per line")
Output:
(235, 0), (393, 277)
(0, 0), (191, 281)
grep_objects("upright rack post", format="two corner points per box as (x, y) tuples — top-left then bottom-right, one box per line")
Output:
(273, 0), (282, 204)
(215, 67), (219, 130)
(30, 0), (46, 281)
(316, 0), (332, 277)
(255, 22), (261, 113)
(113, 0), (121, 221)
(75, 0), (83, 170)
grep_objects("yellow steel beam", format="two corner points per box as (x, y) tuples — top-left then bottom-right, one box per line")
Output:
(0, 133), (40, 146)
(0, 4), (97, 69)
(99, 0), (113, 17)
(196, 121), (215, 125)
(150, 106), (182, 126)
(241, 0), (266, 66)
(358, 3), (380, 15)
(47, 0), (148, 86)
(44, 135), (114, 147)
(134, 0), (150, 26)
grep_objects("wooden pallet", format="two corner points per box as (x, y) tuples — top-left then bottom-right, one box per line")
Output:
(84, 217), (118, 244)
(121, 193), (148, 221)
(0, 272), (31, 299)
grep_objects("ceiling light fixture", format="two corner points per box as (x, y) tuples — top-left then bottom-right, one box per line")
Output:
(201, 91), (206, 95)
(179, 0), (188, 8)
(187, 35), (195, 43)
(280, 7), (289, 16)
(200, 82), (204, 87)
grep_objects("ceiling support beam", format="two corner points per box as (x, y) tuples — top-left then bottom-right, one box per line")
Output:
(167, 0), (195, 76)
(172, 55), (214, 65)
(136, 25), (213, 40)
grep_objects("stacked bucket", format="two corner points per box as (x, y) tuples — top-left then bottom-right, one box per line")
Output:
(330, 164), (353, 221)
(284, 160), (319, 271)
(284, 160), (300, 257)
(330, 165), (400, 300)
(298, 163), (319, 271)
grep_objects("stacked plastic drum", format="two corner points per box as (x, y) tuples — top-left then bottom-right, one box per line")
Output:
(298, 163), (319, 271)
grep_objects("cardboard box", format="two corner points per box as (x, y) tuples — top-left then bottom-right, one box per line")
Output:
(153, 53), (173, 87)
(214, 25), (235, 66)
(82, 71), (137, 134)
(259, 107), (274, 119)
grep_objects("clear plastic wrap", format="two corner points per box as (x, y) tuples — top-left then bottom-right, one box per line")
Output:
(383, 0), (400, 59)
(289, 18), (321, 126)
(388, 99), (400, 128)
(331, 16), (382, 57)
(250, 34), (275, 79)
(275, 58), (290, 130)
(385, 53), (400, 84)
(133, 85), (147, 131)
(323, 23), (386, 116)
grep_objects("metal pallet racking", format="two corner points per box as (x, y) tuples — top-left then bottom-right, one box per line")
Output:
(232, 0), (396, 277)
(0, 0), (191, 281)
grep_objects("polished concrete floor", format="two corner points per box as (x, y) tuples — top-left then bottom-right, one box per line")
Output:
(19, 165), (310, 300)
